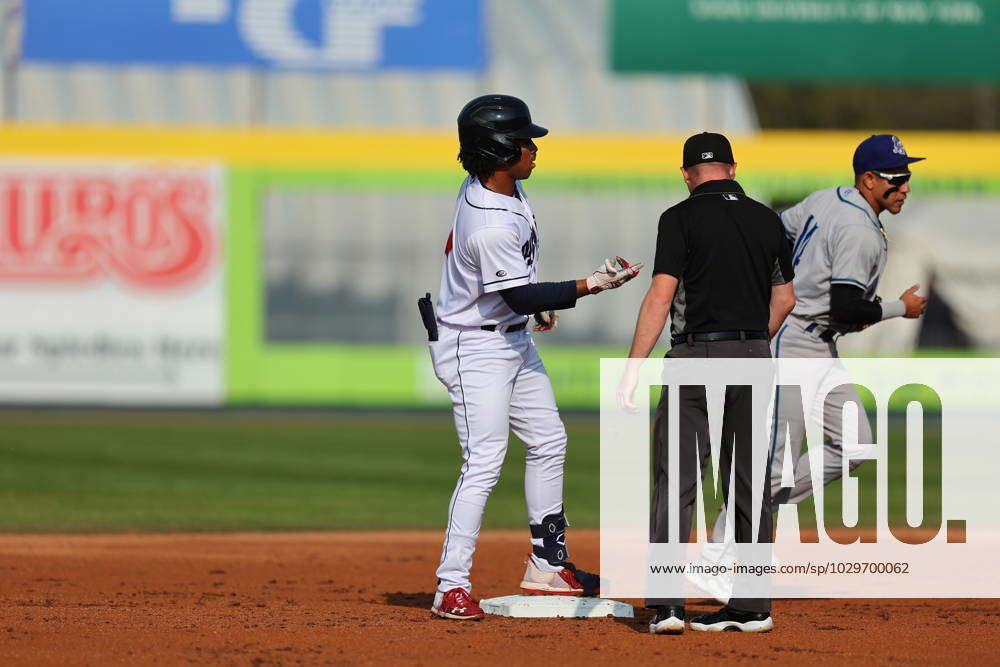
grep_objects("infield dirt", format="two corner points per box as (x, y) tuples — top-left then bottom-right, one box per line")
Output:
(1, 530), (996, 665)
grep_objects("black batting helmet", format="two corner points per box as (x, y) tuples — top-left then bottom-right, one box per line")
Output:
(457, 94), (548, 167)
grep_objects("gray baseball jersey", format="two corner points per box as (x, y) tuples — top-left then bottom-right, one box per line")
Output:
(780, 186), (888, 328)
(708, 185), (888, 547)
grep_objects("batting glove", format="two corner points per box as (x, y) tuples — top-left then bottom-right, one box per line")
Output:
(586, 256), (644, 294)
(533, 310), (558, 332)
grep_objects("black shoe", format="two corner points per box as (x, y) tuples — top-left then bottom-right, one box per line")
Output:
(649, 606), (685, 634)
(563, 562), (600, 596)
(689, 606), (773, 633)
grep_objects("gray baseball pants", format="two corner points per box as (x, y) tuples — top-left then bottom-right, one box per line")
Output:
(711, 317), (874, 542)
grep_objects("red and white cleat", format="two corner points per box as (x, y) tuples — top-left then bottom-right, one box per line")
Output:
(431, 587), (486, 620)
(519, 558), (600, 596)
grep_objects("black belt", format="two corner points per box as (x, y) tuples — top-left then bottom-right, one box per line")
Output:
(805, 323), (838, 342)
(481, 321), (528, 333)
(671, 330), (769, 346)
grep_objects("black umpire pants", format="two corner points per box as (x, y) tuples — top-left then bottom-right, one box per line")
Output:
(646, 338), (772, 614)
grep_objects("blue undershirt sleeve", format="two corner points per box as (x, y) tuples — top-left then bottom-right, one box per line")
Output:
(499, 281), (578, 316)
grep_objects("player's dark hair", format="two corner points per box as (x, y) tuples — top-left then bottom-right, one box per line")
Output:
(457, 149), (497, 181)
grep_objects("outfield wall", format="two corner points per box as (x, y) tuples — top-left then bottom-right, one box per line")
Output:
(0, 127), (996, 406)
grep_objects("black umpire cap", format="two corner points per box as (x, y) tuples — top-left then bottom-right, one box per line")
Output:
(683, 132), (735, 168)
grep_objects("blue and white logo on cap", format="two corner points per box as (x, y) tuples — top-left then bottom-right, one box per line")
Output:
(891, 135), (907, 156)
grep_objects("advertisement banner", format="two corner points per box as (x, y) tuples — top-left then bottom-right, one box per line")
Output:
(611, 0), (998, 82)
(0, 164), (225, 405)
(23, 0), (485, 71)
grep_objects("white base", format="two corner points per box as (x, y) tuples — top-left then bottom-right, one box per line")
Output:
(480, 595), (634, 619)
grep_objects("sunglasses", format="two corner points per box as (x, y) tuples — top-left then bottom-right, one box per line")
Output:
(872, 171), (911, 186)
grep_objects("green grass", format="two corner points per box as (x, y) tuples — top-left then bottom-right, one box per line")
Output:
(0, 410), (600, 533)
(0, 410), (938, 534)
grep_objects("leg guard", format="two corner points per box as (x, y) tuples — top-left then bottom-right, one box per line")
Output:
(530, 508), (569, 566)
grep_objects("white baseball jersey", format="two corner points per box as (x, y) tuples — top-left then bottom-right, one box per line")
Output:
(780, 185), (888, 328)
(436, 175), (538, 328)
(429, 175), (569, 595)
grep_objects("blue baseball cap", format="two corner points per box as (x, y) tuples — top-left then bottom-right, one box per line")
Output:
(853, 134), (925, 174)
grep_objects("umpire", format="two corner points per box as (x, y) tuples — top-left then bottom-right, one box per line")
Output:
(618, 132), (795, 634)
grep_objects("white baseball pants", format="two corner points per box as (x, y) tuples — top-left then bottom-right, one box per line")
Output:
(429, 325), (567, 593)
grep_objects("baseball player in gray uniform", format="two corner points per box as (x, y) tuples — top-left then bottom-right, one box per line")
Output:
(699, 134), (929, 597)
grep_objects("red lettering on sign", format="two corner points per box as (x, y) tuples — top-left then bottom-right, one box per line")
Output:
(0, 171), (216, 289)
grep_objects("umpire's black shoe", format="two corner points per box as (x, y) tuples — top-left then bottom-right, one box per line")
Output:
(649, 606), (685, 634)
(689, 606), (773, 633)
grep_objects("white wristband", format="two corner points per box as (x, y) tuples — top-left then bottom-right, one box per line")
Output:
(880, 300), (906, 321)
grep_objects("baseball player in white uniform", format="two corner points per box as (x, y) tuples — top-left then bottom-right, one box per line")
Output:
(422, 95), (643, 621)
(697, 134), (929, 599)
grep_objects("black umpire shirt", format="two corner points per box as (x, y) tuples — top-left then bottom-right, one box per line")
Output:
(653, 179), (794, 335)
